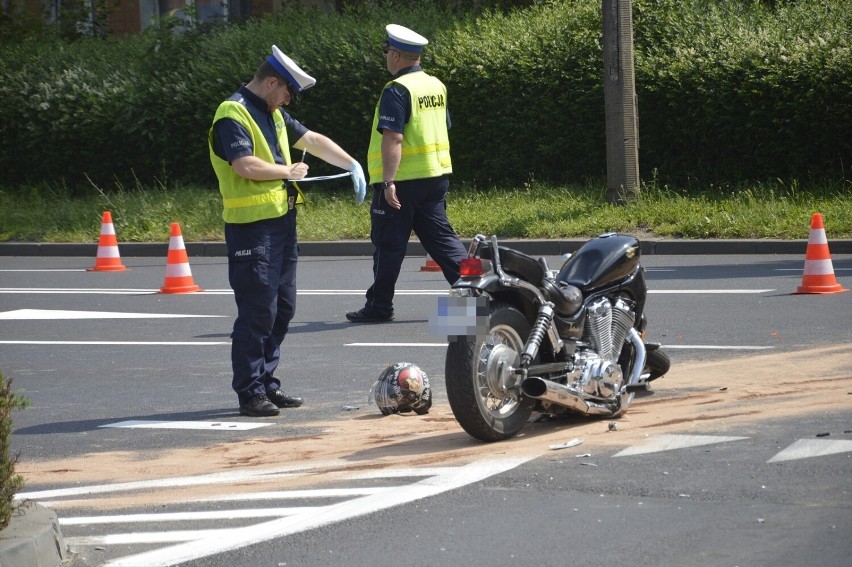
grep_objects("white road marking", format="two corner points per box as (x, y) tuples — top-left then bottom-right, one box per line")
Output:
(775, 268), (851, 272)
(661, 345), (773, 350)
(0, 287), (160, 294)
(196, 487), (392, 503)
(0, 287), (446, 296)
(0, 309), (224, 320)
(61, 508), (317, 526)
(15, 463), (339, 502)
(347, 342), (449, 347)
(648, 289), (774, 294)
(349, 467), (461, 479)
(100, 420), (270, 431)
(42, 458), (533, 567)
(2, 338), (769, 351)
(0, 287), (777, 296)
(613, 434), (749, 457)
(67, 529), (235, 545)
(35, 433), (852, 565)
(346, 343), (773, 351)
(0, 341), (227, 346)
(767, 439), (852, 463)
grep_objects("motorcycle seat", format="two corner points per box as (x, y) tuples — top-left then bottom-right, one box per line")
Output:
(480, 244), (545, 283)
(479, 243), (583, 316)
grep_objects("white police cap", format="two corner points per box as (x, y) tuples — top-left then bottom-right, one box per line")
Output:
(385, 24), (428, 53)
(267, 45), (316, 93)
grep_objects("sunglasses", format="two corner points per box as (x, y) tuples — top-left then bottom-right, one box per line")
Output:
(382, 43), (400, 55)
(280, 80), (301, 102)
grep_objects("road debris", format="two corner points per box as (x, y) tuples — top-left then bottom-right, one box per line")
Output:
(608, 422), (619, 431)
(549, 438), (584, 450)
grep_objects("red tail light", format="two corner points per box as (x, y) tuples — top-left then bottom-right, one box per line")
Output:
(459, 257), (485, 277)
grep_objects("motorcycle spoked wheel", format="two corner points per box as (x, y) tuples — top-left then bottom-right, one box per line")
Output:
(445, 302), (535, 442)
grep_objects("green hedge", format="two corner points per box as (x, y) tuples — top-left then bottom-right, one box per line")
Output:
(1, 371), (28, 529)
(1, 0), (849, 191)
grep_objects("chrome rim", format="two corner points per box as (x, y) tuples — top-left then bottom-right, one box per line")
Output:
(474, 323), (524, 418)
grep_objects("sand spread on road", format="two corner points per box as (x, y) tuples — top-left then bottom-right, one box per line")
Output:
(18, 344), (851, 510)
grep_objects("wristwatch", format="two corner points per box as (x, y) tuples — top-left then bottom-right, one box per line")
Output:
(381, 180), (395, 190)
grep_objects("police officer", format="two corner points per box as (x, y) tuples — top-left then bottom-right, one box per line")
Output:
(346, 24), (467, 323)
(210, 46), (367, 416)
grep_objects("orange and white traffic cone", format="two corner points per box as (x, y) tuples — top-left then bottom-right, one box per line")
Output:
(87, 211), (127, 272)
(159, 222), (201, 294)
(420, 254), (441, 272)
(794, 213), (848, 295)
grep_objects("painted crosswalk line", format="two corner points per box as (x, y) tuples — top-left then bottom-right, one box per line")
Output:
(767, 438), (852, 463)
(51, 458), (533, 567)
(613, 434), (750, 457)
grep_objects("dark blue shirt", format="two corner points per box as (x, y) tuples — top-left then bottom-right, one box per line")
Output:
(376, 66), (451, 134)
(212, 84), (308, 164)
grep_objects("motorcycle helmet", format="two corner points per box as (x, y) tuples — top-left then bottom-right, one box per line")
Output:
(369, 362), (432, 416)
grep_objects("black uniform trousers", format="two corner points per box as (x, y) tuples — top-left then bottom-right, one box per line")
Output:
(225, 212), (298, 405)
(364, 175), (467, 315)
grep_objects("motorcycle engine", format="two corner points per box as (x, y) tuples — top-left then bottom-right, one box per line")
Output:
(571, 298), (635, 398)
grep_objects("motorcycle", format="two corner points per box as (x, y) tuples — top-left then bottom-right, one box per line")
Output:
(432, 233), (670, 442)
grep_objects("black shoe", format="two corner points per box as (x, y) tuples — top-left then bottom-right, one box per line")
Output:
(239, 394), (280, 417)
(267, 389), (304, 408)
(346, 307), (393, 323)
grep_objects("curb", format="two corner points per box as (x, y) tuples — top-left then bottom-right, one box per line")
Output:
(0, 502), (67, 567)
(1, 239), (851, 257)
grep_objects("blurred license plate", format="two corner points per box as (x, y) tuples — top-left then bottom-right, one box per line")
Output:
(428, 296), (489, 337)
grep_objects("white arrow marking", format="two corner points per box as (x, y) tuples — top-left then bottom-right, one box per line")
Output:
(613, 434), (749, 457)
(767, 439), (852, 463)
(100, 420), (270, 431)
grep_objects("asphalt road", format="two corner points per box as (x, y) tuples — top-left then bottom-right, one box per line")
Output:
(2, 252), (851, 566)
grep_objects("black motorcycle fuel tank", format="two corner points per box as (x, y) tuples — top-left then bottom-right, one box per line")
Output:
(557, 233), (641, 292)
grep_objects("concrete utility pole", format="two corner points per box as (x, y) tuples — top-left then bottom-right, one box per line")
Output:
(602, 0), (640, 204)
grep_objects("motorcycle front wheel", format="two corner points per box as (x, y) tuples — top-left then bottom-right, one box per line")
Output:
(645, 347), (671, 381)
(445, 302), (535, 442)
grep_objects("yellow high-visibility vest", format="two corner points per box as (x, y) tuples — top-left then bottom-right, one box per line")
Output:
(367, 71), (452, 184)
(209, 100), (303, 224)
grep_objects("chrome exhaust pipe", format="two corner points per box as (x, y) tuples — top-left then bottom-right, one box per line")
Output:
(521, 329), (648, 416)
(624, 328), (646, 388)
(520, 376), (614, 416)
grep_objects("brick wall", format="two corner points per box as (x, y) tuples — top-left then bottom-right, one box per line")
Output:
(107, 1), (142, 37)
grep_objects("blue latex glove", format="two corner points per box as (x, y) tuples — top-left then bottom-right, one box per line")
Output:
(348, 161), (367, 205)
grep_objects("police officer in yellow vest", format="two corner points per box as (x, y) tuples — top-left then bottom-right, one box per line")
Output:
(210, 46), (367, 416)
(346, 25), (467, 323)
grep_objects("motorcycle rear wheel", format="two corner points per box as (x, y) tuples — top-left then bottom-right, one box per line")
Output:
(445, 302), (535, 442)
